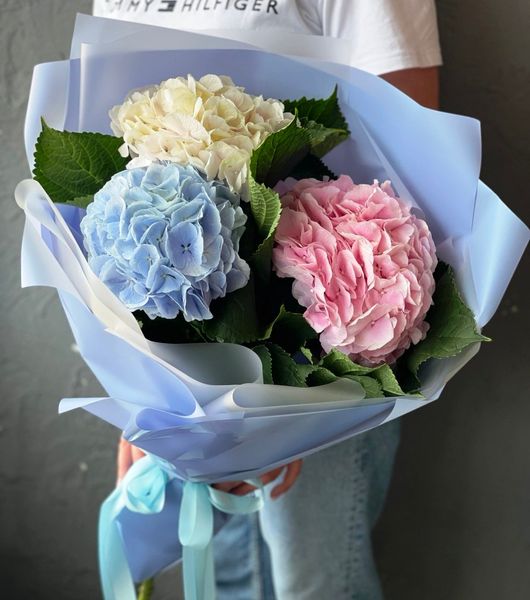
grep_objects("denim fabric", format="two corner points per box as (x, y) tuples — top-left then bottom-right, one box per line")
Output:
(213, 420), (401, 600)
(214, 512), (275, 600)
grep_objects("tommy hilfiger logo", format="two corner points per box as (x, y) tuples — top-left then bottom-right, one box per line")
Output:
(102, 0), (279, 14)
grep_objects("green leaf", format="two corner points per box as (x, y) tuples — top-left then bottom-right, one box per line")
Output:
(345, 375), (383, 399)
(319, 348), (407, 398)
(249, 116), (311, 188)
(252, 345), (273, 384)
(250, 236), (276, 283)
(248, 175), (282, 239)
(237, 202), (259, 262)
(305, 366), (383, 399)
(33, 120), (128, 206)
(320, 349), (373, 377)
(303, 364), (384, 399)
(266, 307), (318, 353)
(249, 87), (348, 187)
(200, 278), (262, 343)
(306, 366), (337, 386)
(372, 364), (406, 396)
(283, 87), (349, 131)
(283, 86), (350, 156)
(404, 263), (489, 377)
(247, 176), (282, 282)
(289, 154), (337, 181)
(268, 343), (307, 387)
(299, 346), (314, 364)
(294, 347), (402, 399)
(304, 121), (349, 158)
(198, 278), (291, 346)
(65, 195), (94, 209)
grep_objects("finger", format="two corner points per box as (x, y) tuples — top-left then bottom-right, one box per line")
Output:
(131, 445), (146, 463)
(212, 481), (240, 493)
(116, 438), (133, 484)
(213, 481), (256, 495)
(260, 467), (284, 486)
(270, 460), (303, 499)
(213, 465), (292, 496)
(228, 482), (258, 496)
(211, 481), (258, 496)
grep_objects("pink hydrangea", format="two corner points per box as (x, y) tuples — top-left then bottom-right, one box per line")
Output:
(273, 175), (437, 365)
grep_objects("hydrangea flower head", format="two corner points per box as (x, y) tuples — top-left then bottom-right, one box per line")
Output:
(273, 176), (437, 365)
(81, 162), (250, 321)
(110, 74), (294, 193)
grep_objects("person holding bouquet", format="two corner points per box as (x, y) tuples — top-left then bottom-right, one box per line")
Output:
(93, 1), (442, 598)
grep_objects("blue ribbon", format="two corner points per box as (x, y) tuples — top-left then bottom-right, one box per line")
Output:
(99, 455), (263, 600)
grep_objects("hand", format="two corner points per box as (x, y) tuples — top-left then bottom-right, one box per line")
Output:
(212, 459), (303, 500)
(117, 438), (303, 500)
(116, 437), (145, 484)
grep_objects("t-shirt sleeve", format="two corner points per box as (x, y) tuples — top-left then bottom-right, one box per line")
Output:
(303, 0), (443, 75)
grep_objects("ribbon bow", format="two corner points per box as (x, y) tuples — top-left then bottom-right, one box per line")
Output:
(99, 455), (263, 600)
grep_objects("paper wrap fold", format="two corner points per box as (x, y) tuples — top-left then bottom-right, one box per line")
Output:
(17, 15), (529, 582)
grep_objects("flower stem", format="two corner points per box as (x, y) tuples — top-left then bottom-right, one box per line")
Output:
(138, 578), (155, 600)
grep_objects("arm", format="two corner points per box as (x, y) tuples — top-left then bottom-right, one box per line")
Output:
(381, 66), (440, 109)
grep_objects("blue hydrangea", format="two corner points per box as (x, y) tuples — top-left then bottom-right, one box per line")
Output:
(80, 163), (250, 321)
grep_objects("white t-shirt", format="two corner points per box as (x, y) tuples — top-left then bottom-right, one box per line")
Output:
(92, 0), (442, 75)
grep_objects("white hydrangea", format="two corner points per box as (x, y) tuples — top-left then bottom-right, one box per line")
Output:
(110, 74), (294, 193)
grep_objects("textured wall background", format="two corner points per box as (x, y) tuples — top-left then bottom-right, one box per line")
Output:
(1, 1), (528, 599)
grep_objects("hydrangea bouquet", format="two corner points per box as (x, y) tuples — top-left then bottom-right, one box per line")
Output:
(17, 15), (528, 600)
(31, 74), (454, 396)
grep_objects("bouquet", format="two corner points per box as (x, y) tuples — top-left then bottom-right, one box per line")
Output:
(17, 15), (529, 600)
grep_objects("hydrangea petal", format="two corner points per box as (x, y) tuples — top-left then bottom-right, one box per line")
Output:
(110, 74), (294, 192)
(81, 163), (250, 321)
(273, 176), (437, 365)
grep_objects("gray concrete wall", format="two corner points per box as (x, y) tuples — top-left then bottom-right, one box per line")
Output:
(1, 1), (528, 598)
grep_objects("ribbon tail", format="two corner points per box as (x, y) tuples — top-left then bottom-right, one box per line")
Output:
(99, 488), (138, 600)
(179, 482), (216, 600)
(178, 480), (265, 600)
(182, 542), (216, 600)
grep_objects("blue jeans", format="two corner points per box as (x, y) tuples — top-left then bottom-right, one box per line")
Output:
(213, 420), (401, 600)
